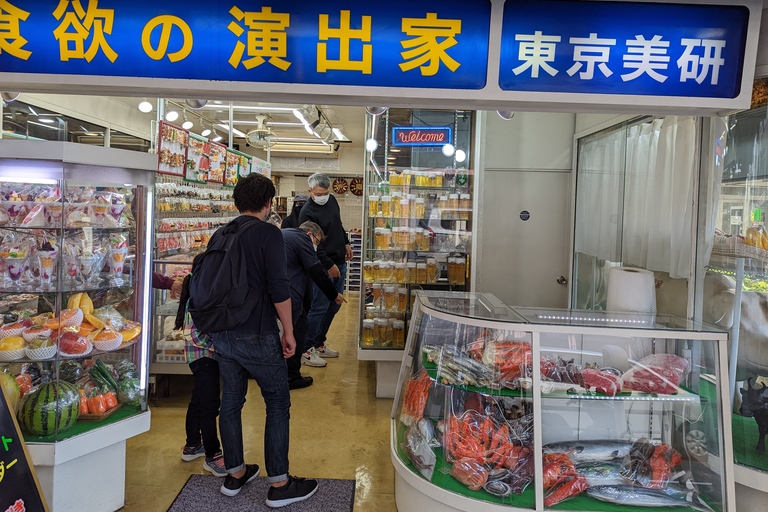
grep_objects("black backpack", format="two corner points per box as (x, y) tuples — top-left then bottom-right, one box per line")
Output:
(188, 216), (261, 333)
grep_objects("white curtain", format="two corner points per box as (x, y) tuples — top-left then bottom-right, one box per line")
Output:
(575, 116), (698, 279)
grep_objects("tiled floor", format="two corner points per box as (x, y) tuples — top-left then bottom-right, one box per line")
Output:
(124, 294), (397, 511)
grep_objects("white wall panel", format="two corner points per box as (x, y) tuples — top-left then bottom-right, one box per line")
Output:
(484, 112), (575, 171)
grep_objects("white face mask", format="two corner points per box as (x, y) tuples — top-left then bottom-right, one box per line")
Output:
(313, 244), (318, 252)
(312, 194), (330, 206)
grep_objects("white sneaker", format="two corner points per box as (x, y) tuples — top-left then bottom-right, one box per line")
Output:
(301, 348), (327, 367)
(316, 344), (339, 358)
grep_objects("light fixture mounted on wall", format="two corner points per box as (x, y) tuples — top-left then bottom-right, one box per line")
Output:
(366, 106), (388, 116)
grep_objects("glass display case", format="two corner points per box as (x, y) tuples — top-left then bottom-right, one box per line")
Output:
(0, 140), (155, 510)
(360, 109), (475, 352)
(392, 291), (733, 512)
(704, 101), (768, 484)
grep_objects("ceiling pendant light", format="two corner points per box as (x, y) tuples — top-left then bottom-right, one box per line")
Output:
(138, 99), (153, 113)
(366, 106), (388, 116)
(185, 99), (208, 110)
(201, 122), (212, 137)
(181, 111), (193, 130)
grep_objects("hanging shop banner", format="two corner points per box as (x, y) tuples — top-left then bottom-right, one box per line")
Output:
(392, 127), (452, 146)
(186, 135), (210, 183)
(207, 142), (226, 184)
(225, 149), (248, 187)
(157, 122), (188, 177)
(0, 0), (490, 90)
(499, 0), (749, 99)
(250, 157), (271, 178)
(0, 387), (50, 512)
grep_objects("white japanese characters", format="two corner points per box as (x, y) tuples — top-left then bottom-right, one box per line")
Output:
(512, 31), (726, 85)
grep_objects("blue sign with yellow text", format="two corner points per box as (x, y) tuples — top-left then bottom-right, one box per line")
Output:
(0, 0), (490, 89)
(499, 0), (749, 98)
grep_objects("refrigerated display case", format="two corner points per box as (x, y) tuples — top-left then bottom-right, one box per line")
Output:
(0, 140), (155, 511)
(359, 109), (476, 397)
(392, 291), (733, 512)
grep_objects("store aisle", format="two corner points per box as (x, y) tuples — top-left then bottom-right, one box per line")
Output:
(123, 293), (397, 511)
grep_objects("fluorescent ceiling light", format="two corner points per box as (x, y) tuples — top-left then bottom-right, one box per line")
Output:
(28, 120), (60, 129)
(28, 106), (38, 116)
(275, 137), (330, 143)
(268, 121), (304, 127)
(39, 118), (55, 124)
(217, 123), (246, 138)
(138, 100), (153, 113)
(332, 127), (349, 141)
(1, 176), (58, 185)
(205, 105), (295, 112)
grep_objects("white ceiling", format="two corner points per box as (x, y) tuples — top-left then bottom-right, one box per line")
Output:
(110, 97), (367, 153)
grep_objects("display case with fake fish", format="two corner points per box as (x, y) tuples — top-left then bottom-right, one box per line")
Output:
(392, 292), (733, 512)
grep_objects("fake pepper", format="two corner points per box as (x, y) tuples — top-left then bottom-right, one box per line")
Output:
(104, 391), (117, 409)
(87, 394), (106, 415)
(78, 389), (89, 414)
(15, 373), (31, 398)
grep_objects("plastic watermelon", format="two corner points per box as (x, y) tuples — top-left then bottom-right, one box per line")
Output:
(18, 381), (80, 436)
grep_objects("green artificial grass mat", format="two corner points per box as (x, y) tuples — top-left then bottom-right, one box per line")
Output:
(23, 405), (142, 443)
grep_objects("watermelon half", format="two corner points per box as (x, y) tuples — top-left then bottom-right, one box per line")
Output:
(18, 381), (80, 436)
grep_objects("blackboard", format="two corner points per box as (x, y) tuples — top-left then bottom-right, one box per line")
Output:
(0, 385), (48, 512)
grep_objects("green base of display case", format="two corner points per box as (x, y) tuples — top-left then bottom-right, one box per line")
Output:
(23, 404), (142, 443)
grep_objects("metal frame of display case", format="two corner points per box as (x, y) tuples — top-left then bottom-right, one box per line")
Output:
(0, 141), (155, 512)
(392, 291), (735, 512)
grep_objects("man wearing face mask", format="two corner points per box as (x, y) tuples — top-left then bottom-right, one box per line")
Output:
(298, 173), (352, 365)
(281, 221), (346, 388)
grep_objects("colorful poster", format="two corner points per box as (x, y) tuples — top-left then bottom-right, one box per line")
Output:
(186, 135), (209, 183)
(157, 121), (188, 177)
(208, 142), (226, 184)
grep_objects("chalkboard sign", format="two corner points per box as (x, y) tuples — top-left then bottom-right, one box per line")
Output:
(0, 386), (48, 512)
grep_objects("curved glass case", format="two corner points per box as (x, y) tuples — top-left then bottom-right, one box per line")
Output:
(392, 291), (733, 512)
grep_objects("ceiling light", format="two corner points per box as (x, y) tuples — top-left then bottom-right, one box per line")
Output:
(442, 144), (455, 157)
(138, 100), (153, 113)
(1, 92), (20, 103)
(201, 127), (211, 137)
(212, 135), (223, 142)
(366, 106), (388, 116)
(185, 99), (208, 110)
(497, 110), (515, 120)
(165, 109), (179, 122)
(366, 138), (379, 152)
(28, 106), (38, 116)
(389, 148), (401, 153)
(181, 111), (193, 130)
(39, 118), (55, 124)
(455, 149), (467, 163)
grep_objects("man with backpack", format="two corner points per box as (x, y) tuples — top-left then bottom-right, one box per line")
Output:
(188, 173), (318, 508)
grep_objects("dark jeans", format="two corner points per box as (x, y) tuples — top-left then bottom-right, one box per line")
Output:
(213, 330), (290, 483)
(185, 357), (221, 458)
(287, 310), (308, 381)
(306, 262), (346, 350)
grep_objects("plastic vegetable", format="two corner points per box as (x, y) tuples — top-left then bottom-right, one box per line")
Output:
(79, 389), (89, 414)
(0, 371), (21, 412)
(87, 394), (106, 415)
(116, 379), (141, 407)
(15, 373), (31, 398)
(104, 390), (117, 409)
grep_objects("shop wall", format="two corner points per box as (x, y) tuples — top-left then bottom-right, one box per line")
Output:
(477, 111), (575, 308)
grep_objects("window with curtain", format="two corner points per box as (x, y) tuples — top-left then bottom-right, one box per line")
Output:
(573, 116), (701, 310)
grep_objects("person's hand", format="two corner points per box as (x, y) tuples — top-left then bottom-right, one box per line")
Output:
(345, 244), (353, 261)
(328, 264), (340, 278)
(170, 280), (183, 299)
(335, 293), (347, 305)
(281, 332), (296, 358)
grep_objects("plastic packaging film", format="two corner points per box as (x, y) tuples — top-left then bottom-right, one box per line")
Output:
(605, 267), (656, 313)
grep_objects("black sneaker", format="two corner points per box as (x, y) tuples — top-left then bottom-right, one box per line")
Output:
(220, 463), (260, 497)
(265, 475), (318, 508)
(288, 376), (313, 390)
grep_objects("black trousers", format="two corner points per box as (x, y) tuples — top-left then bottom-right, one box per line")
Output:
(286, 310), (309, 381)
(185, 356), (222, 458)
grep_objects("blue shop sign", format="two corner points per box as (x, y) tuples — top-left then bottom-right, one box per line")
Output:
(392, 126), (452, 147)
(499, 0), (750, 98)
(0, 0), (490, 89)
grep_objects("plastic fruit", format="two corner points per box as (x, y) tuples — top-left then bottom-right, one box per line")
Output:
(29, 337), (53, 350)
(84, 314), (106, 329)
(59, 331), (91, 355)
(79, 294), (94, 315)
(0, 337), (25, 351)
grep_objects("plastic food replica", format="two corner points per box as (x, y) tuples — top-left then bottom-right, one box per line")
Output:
(397, 321), (717, 511)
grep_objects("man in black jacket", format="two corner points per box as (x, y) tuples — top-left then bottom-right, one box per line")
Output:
(280, 194), (308, 229)
(299, 173), (351, 365)
(282, 221), (346, 389)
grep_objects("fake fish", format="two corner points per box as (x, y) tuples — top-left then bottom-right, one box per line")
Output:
(587, 485), (714, 511)
(576, 462), (633, 487)
(542, 439), (633, 464)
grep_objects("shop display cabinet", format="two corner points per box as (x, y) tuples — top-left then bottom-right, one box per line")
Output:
(392, 291), (734, 512)
(0, 141), (155, 511)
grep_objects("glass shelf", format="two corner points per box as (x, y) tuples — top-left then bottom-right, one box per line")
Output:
(0, 276), (138, 295)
